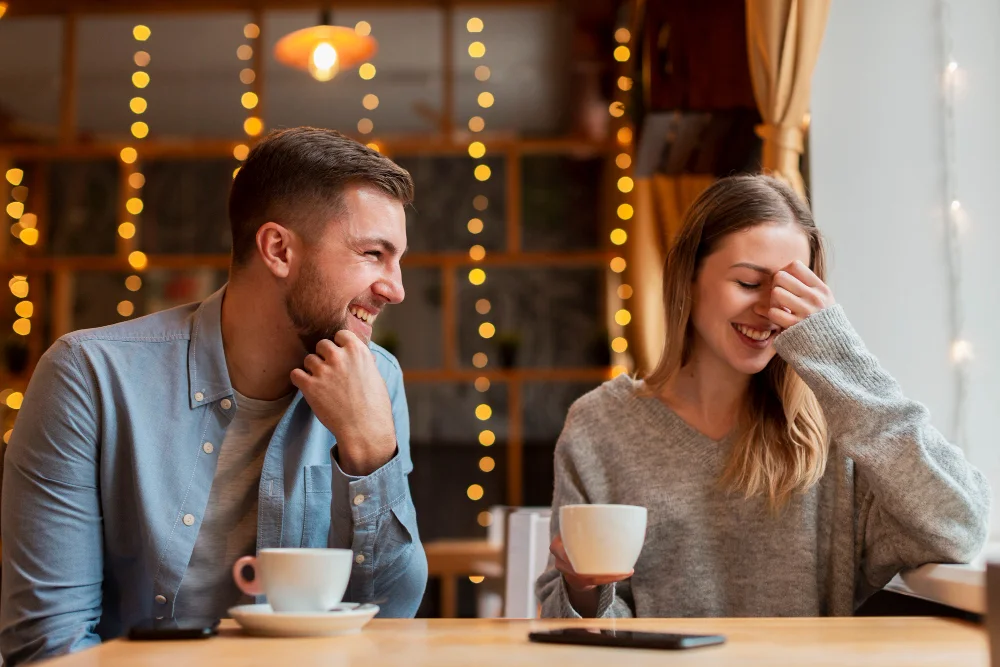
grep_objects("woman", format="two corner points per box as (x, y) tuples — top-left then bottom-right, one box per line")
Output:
(537, 174), (990, 618)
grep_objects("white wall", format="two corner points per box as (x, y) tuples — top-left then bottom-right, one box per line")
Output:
(811, 0), (1000, 538)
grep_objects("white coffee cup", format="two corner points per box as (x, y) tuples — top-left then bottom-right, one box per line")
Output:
(232, 548), (353, 613)
(559, 504), (647, 576)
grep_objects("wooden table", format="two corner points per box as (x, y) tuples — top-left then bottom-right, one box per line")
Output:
(424, 539), (504, 618)
(47, 617), (988, 666)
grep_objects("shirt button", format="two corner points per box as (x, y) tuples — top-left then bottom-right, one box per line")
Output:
(183, 514), (195, 526)
(221, 399), (232, 410)
(203, 442), (214, 454)
(353, 494), (365, 506)
(154, 595), (167, 604)
(194, 392), (204, 402)
(355, 553), (365, 564)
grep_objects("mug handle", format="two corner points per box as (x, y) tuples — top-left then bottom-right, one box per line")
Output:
(232, 555), (263, 596)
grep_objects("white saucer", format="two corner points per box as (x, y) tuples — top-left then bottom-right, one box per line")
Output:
(228, 602), (379, 637)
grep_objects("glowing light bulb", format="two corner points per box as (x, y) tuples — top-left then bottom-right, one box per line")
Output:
(309, 42), (340, 82)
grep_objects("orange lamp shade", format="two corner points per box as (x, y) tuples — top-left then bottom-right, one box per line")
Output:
(275, 25), (377, 81)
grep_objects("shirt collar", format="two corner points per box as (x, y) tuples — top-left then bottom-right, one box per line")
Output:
(187, 285), (234, 409)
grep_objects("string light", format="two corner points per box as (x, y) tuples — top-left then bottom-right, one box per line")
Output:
(610, 22), (634, 375)
(235, 21), (261, 180)
(938, 0), (970, 447)
(357, 22), (378, 144)
(5, 168), (39, 248)
(467, 17), (493, 519)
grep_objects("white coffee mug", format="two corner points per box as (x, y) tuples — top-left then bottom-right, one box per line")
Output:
(559, 504), (647, 576)
(233, 548), (353, 613)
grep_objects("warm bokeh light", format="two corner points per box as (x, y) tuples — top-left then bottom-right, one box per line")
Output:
(618, 284), (633, 299)
(2, 430), (11, 445)
(468, 116), (485, 132)
(614, 45), (630, 62)
(241, 92), (258, 109)
(467, 484), (484, 501)
(362, 94), (379, 110)
(10, 185), (27, 202)
(469, 244), (486, 261)
(478, 322), (495, 339)
(479, 456), (495, 473)
(240, 68), (256, 84)
(617, 127), (633, 144)
(12, 319), (30, 336)
(610, 257), (626, 273)
(126, 198), (144, 215)
(467, 17), (484, 33)
(129, 172), (145, 189)
(128, 250), (148, 270)
(475, 298), (491, 314)
(615, 28), (631, 43)
(120, 147), (138, 164)
(477, 92), (494, 108)
(118, 222), (136, 239)
(365, 142), (381, 152)
(617, 203), (634, 220)
(616, 153), (632, 169)
(5, 391), (24, 410)
(479, 430), (495, 446)
(618, 76), (633, 91)
(610, 228), (627, 245)
(609, 102), (625, 118)
(475, 66), (490, 82)
(468, 41), (486, 58)
(10, 280), (28, 299)
(117, 300), (135, 317)
(357, 118), (374, 134)
(617, 176), (634, 192)
(354, 21), (371, 37)
(475, 404), (492, 420)
(132, 71), (150, 88)
(477, 511), (492, 527)
(134, 51), (150, 67)
(244, 116), (263, 136)
(469, 268), (486, 285)
(5, 168), (23, 186)
(472, 352), (488, 368)
(474, 165), (491, 181)
(133, 25), (151, 41)
(473, 195), (488, 211)
(19, 213), (36, 229)
(468, 141), (486, 159)
(359, 63), (376, 80)
(244, 23), (260, 39)
(130, 97), (147, 114)
(467, 218), (484, 234)
(611, 365), (628, 378)
(6, 201), (24, 219)
(18, 228), (38, 245)
(611, 337), (628, 353)
(233, 144), (250, 161)
(474, 377), (491, 392)
(131, 121), (149, 139)
(14, 301), (33, 318)
(125, 275), (143, 291)
(237, 45), (253, 61)
(615, 309), (632, 326)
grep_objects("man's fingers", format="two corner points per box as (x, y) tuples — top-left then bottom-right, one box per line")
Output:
(315, 338), (337, 361)
(290, 368), (310, 388)
(303, 353), (324, 375)
(334, 329), (362, 349)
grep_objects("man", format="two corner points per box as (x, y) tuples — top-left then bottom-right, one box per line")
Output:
(0, 127), (427, 664)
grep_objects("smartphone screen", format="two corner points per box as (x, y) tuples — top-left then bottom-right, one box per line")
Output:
(528, 628), (726, 650)
(128, 617), (220, 640)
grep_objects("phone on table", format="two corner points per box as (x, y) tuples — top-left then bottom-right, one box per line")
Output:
(128, 617), (220, 641)
(528, 628), (726, 651)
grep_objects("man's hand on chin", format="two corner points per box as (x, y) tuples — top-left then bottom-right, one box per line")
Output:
(290, 330), (396, 476)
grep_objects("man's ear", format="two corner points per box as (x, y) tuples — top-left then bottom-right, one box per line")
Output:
(256, 222), (297, 279)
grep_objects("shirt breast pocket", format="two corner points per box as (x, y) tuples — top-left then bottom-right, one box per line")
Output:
(302, 464), (333, 548)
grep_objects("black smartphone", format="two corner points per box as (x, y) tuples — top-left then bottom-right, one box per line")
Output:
(528, 628), (726, 650)
(127, 617), (220, 641)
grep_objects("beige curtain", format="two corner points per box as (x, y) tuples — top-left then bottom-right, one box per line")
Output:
(629, 174), (715, 374)
(746, 0), (831, 198)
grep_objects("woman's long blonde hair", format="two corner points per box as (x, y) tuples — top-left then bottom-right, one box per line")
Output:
(644, 174), (829, 510)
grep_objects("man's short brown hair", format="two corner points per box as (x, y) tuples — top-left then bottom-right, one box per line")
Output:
(228, 127), (414, 266)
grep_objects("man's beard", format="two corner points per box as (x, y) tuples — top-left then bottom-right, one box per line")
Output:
(285, 262), (351, 353)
